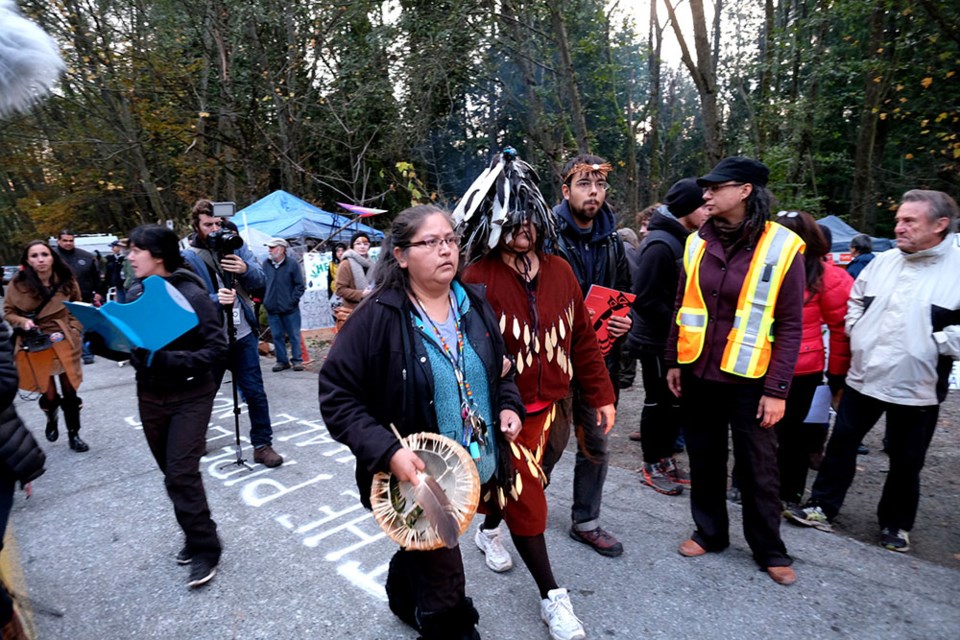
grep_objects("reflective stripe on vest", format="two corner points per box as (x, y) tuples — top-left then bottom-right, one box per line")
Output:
(676, 221), (805, 378)
(675, 234), (709, 364)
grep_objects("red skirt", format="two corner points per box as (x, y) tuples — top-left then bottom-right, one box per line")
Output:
(478, 402), (559, 536)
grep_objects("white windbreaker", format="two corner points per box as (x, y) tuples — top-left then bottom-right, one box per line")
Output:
(845, 233), (960, 406)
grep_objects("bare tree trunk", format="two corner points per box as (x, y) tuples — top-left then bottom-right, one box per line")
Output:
(850, 3), (893, 232)
(756, 0), (774, 153)
(500, 0), (563, 177)
(788, 0), (824, 191)
(646, 0), (663, 204)
(664, 0), (723, 165)
(548, 2), (590, 154)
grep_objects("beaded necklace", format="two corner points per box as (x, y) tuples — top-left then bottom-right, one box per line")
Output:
(414, 293), (487, 459)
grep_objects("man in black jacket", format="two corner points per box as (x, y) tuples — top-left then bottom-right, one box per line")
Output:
(543, 153), (631, 557)
(103, 240), (128, 303)
(54, 230), (102, 364)
(263, 238), (306, 371)
(625, 178), (708, 496)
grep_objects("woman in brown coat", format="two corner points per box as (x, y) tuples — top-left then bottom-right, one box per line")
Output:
(333, 231), (373, 330)
(3, 240), (89, 452)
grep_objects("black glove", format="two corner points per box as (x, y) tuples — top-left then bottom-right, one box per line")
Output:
(826, 372), (846, 395)
(130, 347), (152, 370)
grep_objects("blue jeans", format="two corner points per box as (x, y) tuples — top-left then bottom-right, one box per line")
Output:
(214, 332), (273, 448)
(267, 310), (302, 365)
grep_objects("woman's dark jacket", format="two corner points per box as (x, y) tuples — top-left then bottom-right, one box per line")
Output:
(130, 269), (228, 393)
(318, 282), (525, 508)
(0, 321), (45, 487)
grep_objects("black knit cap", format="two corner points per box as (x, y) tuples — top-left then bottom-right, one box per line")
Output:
(664, 178), (705, 218)
(697, 156), (770, 187)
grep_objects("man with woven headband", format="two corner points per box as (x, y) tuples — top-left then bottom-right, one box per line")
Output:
(543, 154), (632, 557)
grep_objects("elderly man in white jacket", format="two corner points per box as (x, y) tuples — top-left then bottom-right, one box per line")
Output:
(787, 189), (960, 553)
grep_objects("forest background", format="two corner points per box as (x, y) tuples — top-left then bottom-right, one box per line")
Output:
(1, 0), (958, 262)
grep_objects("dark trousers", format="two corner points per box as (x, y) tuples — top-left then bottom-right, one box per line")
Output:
(385, 546), (479, 638)
(775, 374), (823, 504)
(810, 386), (939, 531)
(682, 375), (791, 567)
(638, 352), (681, 464)
(139, 378), (221, 565)
(541, 351), (620, 528)
(213, 332), (273, 448)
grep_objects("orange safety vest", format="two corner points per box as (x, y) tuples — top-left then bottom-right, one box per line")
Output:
(676, 221), (805, 378)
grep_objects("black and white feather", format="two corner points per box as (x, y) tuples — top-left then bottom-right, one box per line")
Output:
(453, 147), (556, 265)
(0, 0), (65, 117)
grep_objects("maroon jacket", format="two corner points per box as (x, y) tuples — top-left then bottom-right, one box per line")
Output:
(665, 219), (805, 399)
(464, 254), (615, 409)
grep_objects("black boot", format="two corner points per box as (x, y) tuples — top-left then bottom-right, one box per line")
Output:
(38, 394), (61, 442)
(62, 396), (89, 452)
(417, 598), (481, 640)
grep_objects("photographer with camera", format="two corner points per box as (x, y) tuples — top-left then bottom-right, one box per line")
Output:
(3, 241), (90, 452)
(182, 199), (283, 468)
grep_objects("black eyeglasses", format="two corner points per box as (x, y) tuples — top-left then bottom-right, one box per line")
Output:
(702, 182), (744, 194)
(406, 235), (461, 250)
(776, 211), (800, 218)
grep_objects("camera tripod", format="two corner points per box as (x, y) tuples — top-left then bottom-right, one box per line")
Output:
(218, 270), (254, 472)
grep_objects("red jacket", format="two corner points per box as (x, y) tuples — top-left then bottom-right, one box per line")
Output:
(463, 254), (615, 409)
(796, 260), (852, 377)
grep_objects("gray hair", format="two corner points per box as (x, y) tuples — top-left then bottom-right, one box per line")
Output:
(617, 227), (640, 250)
(901, 189), (958, 237)
(850, 233), (873, 254)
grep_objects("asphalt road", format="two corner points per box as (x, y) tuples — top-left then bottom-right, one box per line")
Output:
(5, 357), (959, 639)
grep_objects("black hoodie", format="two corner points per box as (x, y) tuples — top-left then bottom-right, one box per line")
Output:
(626, 209), (692, 356)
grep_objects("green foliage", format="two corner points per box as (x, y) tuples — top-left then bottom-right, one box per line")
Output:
(2, 0), (956, 262)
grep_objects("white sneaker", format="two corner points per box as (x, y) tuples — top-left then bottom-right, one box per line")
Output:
(474, 524), (513, 572)
(540, 588), (586, 640)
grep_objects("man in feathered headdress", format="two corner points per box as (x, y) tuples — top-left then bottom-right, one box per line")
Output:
(457, 147), (614, 640)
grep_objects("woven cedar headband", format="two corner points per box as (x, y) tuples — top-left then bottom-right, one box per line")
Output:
(563, 162), (613, 183)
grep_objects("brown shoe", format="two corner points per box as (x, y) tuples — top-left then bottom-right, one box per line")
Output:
(627, 430), (642, 441)
(253, 445), (283, 468)
(767, 566), (797, 585)
(678, 539), (707, 557)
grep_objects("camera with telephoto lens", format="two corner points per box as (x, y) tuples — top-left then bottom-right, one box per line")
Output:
(206, 228), (244, 257)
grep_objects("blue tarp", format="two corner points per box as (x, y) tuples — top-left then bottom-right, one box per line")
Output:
(816, 215), (894, 253)
(236, 190), (384, 243)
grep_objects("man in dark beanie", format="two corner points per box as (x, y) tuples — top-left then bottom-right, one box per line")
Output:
(625, 178), (708, 496)
(54, 230), (102, 364)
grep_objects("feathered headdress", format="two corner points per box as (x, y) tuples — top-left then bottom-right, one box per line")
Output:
(452, 147), (556, 265)
(0, 0), (65, 117)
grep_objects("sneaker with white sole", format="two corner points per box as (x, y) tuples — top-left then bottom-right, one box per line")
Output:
(880, 527), (910, 552)
(784, 504), (833, 532)
(187, 560), (217, 589)
(175, 546), (192, 565)
(540, 588), (586, 640)
(474, 524), (513, 572)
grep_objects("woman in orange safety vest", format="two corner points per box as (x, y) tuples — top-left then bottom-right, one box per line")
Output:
(664, 156), (806, 587)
